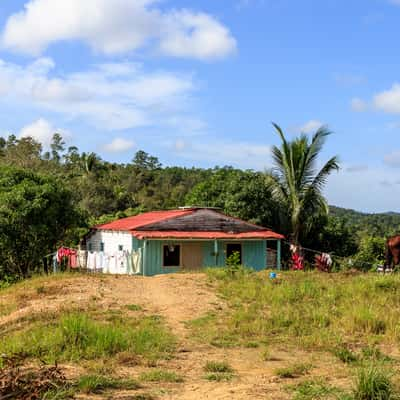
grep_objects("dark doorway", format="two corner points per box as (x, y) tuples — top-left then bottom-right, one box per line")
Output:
(226, 243), (242, 264)
(163, 244), (181, 267)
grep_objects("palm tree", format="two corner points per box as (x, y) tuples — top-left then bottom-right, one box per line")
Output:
(267, 123), (339, 246)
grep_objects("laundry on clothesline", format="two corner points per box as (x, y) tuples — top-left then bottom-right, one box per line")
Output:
(315, 252), (333, 272)
(57, 247), (79, 268)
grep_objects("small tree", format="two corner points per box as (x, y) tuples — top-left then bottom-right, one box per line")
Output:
(0, 166), (81, 279)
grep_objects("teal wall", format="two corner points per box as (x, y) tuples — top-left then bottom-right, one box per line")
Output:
(136, 239), (275, 276)
(242, 241), (266, 271)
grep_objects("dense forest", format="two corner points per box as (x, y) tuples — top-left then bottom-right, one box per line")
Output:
(0, 133), (397, 280)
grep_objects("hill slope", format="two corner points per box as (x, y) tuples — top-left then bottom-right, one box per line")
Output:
(330, 205), (400, 236)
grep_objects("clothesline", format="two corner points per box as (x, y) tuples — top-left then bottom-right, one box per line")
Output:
(282, 239), (377, 269)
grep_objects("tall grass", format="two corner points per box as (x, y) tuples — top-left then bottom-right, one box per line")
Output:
(0, 312), (176, 363)
(201, 270), (400, 350)
(353, 365), (394, 400)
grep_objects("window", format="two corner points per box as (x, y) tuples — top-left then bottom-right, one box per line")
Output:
(88, 242), (93, 252)
(100, 242), (105, 252)
(163, 244), (181, 267)
(226, 243), (242, 264)
(118, 245), (123, 251)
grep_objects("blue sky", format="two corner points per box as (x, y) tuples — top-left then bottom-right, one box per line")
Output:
(1, 0), (400, 212)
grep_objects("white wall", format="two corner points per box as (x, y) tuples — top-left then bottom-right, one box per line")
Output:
(87, 230), (133, 254)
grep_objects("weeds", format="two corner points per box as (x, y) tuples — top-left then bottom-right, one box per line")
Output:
(275, 363), (312, 379)
(287, 379), (349, 400)
(76, 375), (140, 394)
(0, 313), (176, 363)
(199, 271), (400, 350)
(353, 365), (394, 400)
(204, 361), (233, 373)
(127, 304), (143, 311)
(203, 361), (235, 382)
(333, 345), (358, 364)
(139, 369), (183, 383)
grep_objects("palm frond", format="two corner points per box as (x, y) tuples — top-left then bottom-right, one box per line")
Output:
(311, 156), (340, 192)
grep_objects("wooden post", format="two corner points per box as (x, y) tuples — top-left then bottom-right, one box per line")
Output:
(266, 240), (269, 269)
(277, 239), (282, 271)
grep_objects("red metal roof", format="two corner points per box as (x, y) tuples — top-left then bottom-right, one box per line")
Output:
(96, 209), (192, 231)
(131, 230), (284, 240)
(95, 208), (284, 240)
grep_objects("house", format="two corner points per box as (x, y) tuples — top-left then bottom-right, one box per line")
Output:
(84, 207), (284, 276)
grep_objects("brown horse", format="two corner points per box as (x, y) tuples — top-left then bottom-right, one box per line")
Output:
(385, 235), (400, 270)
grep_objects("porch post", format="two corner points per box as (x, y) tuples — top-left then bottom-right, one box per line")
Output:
(142, 240), (147, 276)
(277, 239), (282, 271)
(214, 240), (218, 266)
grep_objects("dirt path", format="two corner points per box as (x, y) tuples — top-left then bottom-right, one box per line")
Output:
(0, 274), (332, 399)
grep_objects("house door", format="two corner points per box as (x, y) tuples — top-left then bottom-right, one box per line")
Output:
(182, 242), (204, 270)
(226, 243), (242, 264)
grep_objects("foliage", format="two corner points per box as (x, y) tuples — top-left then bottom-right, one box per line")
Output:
(351, 236), (386, 271)
(330, 206), (400, 238)
(0, 166), (82, 279)
(0, 132), (397, 277)
(266, 123), (339, 245)
(226, 251), (241, 268)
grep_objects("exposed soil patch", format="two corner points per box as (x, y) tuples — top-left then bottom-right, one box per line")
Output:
(0, 273), (357, 399)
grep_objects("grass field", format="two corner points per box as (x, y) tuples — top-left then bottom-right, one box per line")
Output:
(1, 270), (400, 399)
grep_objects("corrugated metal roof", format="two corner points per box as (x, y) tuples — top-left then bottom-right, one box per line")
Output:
(131, 230), (284, 240)
(94, 208), (284, 240)
(96, 209), (193, 231)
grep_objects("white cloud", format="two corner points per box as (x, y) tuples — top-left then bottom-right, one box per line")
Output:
(169, 138), (271, 170)
(159, 11), (237, 60)
(326, 167), (400, 212)
(373, 83), (400, 114)
(18, 118), (67, 147)
(103, 137), (135, 153)
(351, 97), (368, 112)
(0, 58), (195, 130)
(384, 151), (400, 167)
(2, 0), (237, 61)
(299, 120), (323, 133)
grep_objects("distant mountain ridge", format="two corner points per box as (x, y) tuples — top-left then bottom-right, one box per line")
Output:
(329, 205), (400, 236)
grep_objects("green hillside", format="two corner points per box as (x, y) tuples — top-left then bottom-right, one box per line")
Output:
(330, 206), (400, 237)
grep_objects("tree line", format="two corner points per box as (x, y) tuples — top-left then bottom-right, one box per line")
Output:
(0, 126), (393, 281)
